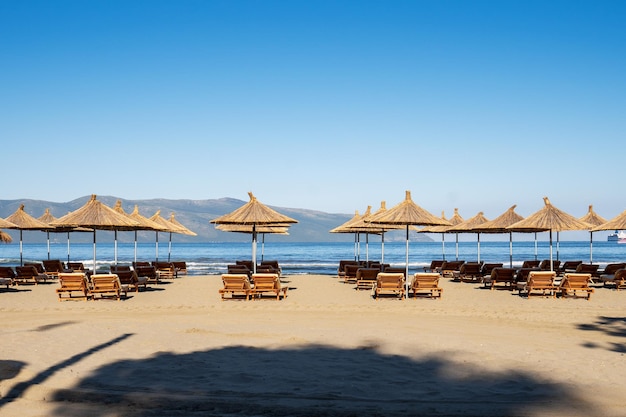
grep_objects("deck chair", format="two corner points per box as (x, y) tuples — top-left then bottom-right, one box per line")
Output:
(456, 262), (483, 283)
(485, 267), (516, 291)
(559, 273), (594, 300)
(57, 273), (90, 301)
(172, 261), (188, 275)
(539, 259), (561, 271)
(521, 260), (540, 268)
(14, 266), (44, 285)
(525, 271), (557, 298)
(598, 263), (625, 278)
(260, 260), (281, 275)
(132, 261), (151, 269)
(0, 267), (15, 288)
(115, 270), (148, 292)
(373, 272), (405, 300)
(440, 260), (464, 278)
(90, 274), (128, 300)
(251, 273), (288, 300)
(42, 259), (71, 278)
(355, 268), (380, 290)
(409, 273), (442, 299)
(152, 261), (176, 279)
(338, 260), (358, 280)
(343, 264), (361, 284)
(227, 264), (251, 277)
(134, 265), (161, 284)
(481, 263), (503, 277)
(602, 269), (626, 291)
(423, 260), (445, 273)
(559, 260), (583, 274)
(219, 274), (253, 300)
(574, 263), (599, 279)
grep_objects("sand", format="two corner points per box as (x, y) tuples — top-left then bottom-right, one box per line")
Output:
(1, 273), (625, 417)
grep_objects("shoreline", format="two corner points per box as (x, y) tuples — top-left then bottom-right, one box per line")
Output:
(1, 274), (625, 416)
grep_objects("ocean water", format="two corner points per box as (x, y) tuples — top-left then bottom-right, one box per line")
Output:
(1, 239), (625, 276)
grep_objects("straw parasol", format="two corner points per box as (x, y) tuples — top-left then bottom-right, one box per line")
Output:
(210, 192), (298, 273)
(507, 197), (591, 271)
(52, 195), (141, 271)
(447, 212), (491, 263)
(165, 213), (197, 261)
(5, 204), (53, 265)
(473, 205), (524, 267)
(592, 209), (626, 232)
(0, 230), (12, 243)
(578, 205), (607, 263)
(370, 190), (451, 297)
(39, 208), (94, 263)
(330, 210), (363, 262)
(149, 210), (189, 262)
(419, 208), (465, 261)
(112, 201), (169, 264)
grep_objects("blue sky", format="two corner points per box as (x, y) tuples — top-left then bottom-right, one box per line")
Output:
(2, 0), (625, 224)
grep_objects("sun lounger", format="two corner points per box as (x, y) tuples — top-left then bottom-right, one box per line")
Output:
(521, 260), (540, 268)
(227, 264), (251, 277)
(42, 259), (71, 278)
(456, 262), (483, 283)
(574, 263), (599, 279)
(485, 267), (516, 291)
(337, 260), (359, 280)
(558, 260), (583, 274)
(56, 273), (90, 301)
(558, 273), (594, 300)
(90, 274), (128, 301)
(343, 264), (361, 284)
(600, 268), (626, 291)
(115, 270), (148, 292)
(423, 260), (445, 273)
(152, 261), (176, 279)
(373, 272), (405, 300)
(134, 265), (161, 284)
(539, 259), (561, 271)
(440, 260), (464, 278)
(250, 273), (288, 300)
(219, 274), (253, 300)
(355, 268), (380, 290)
(0, 267), (16, 287)
(525, 271), (557, 298)
(14, 266), (44, 285)
(409, 273), (442, 299)
(260, 260), (281, 275)
(481, 263), (503, 277)
(172, 261), (188, 275)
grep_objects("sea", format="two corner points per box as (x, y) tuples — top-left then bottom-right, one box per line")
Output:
(1, 240), (625, 276)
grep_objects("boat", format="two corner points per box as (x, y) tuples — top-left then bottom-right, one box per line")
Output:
(608, 230), (626, 243)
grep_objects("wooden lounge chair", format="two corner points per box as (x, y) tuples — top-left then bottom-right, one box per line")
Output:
(152, 261), (176, 279)
(440, 260), (464, 278)
(115, 270), (148, 292)
(172, 261), (188, 275)
(132, 261), (151, 269)
(355, 268), (380, 290)
(219, 274), (253, 300)
(56, 273), (90, 301)
(521, 260), (540, 268)
(574, 263), (599, 279)
(409, 273), (442, 299)
(423, 260), (445, 273)
(227, 264), (251, 277)
(559, 273), (594, 300)
(14, 266), (44, 285)
(381, 267), (406, 277)
(67, 262), (88, 272)
(481, 263), (503, 277)
(42, 259), (71, 278)
(598, 263), (626, 278)
(539, 259), (561, 271)
(525, 271), (557, 298)
(601, 268), (626, 291)
(134, 265), (161, 284)
(558, 260), (583, 274)
(373, 272), (405, 300)
(343, 264), (361, 284)
(456, 262), (483, 283)
(485, 267), (516, 291)
(250, 273), (288, 300)
(90, 274), (128, 301)
(337, 260), (358, 280)
(514, 267), (540, 294)
(260, 260), (281, 275)
(0, 267), (16, 287)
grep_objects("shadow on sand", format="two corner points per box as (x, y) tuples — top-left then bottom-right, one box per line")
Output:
(578, 315), (626, 353)
(44, 342), (596, 417)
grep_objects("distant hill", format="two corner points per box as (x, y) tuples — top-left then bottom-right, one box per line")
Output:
(0, 196), (432, 244)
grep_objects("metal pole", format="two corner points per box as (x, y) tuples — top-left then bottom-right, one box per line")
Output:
(405, 225), (409, 299)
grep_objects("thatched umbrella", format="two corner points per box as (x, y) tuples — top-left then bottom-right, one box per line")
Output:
(126, 205), (168, 263)
(149, 210), (187, 263)
(216, 224), (289, 262)
(210, 192), (298, 273)
(112, 201), (169, 264)
(5, 204), (53, 265)
(39, 208), (93, 263)
(370, 190), (451, 297)
(507, 197), (591, 271)
(473, 205), (524, 267)
(165, 213), (197, 261)
(419, 208), (465, 261)
(335, 206), (384, 263)
(591, 209), (626, 257)
(578, 205), (607, 263)
(447, 212), (491, 263)
(52, 195), (141, 271)
(0, 230), (12, 243)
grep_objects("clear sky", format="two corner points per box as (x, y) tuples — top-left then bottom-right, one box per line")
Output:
(2, 0), (625, 222)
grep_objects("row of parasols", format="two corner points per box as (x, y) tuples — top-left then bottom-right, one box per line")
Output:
(0, 195), (196, 268)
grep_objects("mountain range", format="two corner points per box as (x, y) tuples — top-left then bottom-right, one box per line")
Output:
(0, 196), (432, 243)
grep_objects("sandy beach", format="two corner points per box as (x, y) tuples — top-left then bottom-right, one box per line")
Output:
(1, 273), (625, 417)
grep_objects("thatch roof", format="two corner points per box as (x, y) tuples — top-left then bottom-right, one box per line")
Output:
(474, 205), (524, 233)
(210, 192), (298, 226)
(6, 204), (52, 230)
(447, 211), (490, 232)
(330, 210), (362, 234)
(0, 217), (18, 229)
(168, 213), (197, 236)
(370, 191), (451, 227)
(52, 195), (141, 230)
(507, 197), (591, 232)
(149, 210), (188, 234)
(38, 208), (56, 224)
(0, 230), (12, 243)
(216, 224), (289, 234)
(419, 208), (464, 233)
(112, 201), (165, 231)
(579, 205), (607, 227)
(591, 209), (626, 231)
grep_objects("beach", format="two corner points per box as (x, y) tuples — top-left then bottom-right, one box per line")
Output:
(1, 274), (625, 417)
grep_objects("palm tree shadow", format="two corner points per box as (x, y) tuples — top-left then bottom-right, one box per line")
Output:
(578, 316), (626, 353)
(49, 343), (597, 417)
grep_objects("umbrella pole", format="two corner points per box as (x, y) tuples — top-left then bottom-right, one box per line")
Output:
(93, 230), (97, 273)
(381, 231), (385, 265)
(441, 233), (446, 261)
(252, 225), (257, 274)
(114, 230), (118, 265)
(353, 233), (357, 261)
(549, 230), (553, 272)
(455, 233), (459, 261)
(477, 233), (481, 263)
(168, 232), (172, 262)
(589, 231), (593, 264)
(366, 233), (369, 263)
(556, 231), (560, 261)
(261, 233), (265, 262)
(19, 230), (23, 266)
(155, 232), (159, 262)
(509, 232), (513, 268)
(134, 230), (138, 263)
(357, 233), (361, 262)
(534, 232), (538, 261)
(46, 231), (50, 260)
(405, 225), (409, 299)
(67, 231), (71, 263)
